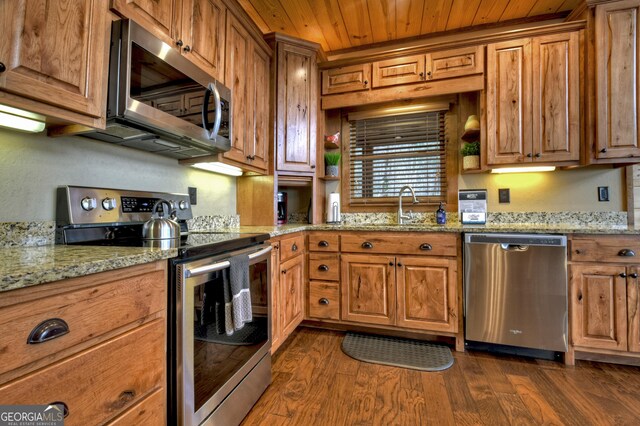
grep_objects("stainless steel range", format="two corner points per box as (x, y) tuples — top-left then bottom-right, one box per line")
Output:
(56, 186), (272, 426)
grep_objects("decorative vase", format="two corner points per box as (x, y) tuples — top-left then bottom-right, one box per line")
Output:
(325, 165), (339, 177)
(463, 155), (480, 170)
(464, 115), (480, 131)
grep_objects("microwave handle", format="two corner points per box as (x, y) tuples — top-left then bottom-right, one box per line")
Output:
(184, 245), (272, 278)
(202, 82), (222, 140)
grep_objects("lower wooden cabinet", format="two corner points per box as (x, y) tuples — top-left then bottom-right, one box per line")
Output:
(280, 253), (304, 337)
(0, 261), (167, 426)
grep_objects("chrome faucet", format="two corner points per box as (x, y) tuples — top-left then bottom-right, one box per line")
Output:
(397, 185), (419, 224)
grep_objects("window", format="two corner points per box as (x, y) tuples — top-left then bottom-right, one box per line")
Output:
(345, 110), (448, 207)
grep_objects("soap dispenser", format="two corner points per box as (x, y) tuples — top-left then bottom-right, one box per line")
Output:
(435, 202), (446, 225)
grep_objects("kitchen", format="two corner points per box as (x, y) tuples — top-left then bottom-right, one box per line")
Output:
(1, 0), (640, 425)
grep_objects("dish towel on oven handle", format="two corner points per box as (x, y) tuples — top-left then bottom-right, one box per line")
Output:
(224, 253), (252, 335)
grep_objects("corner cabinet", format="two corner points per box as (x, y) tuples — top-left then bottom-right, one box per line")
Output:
(592, 0), (640, 161)
(486, 32), (580, 166)
(268, 34), (319, 174)
(0, 0), (111, 127)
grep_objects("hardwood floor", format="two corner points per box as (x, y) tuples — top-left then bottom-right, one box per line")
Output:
(242, 327), (640, 425)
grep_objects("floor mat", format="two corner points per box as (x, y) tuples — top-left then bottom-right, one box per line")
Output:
(341, 332), (454, 371)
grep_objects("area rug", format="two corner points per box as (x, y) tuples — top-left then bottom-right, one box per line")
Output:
(341, 332), (454, 371)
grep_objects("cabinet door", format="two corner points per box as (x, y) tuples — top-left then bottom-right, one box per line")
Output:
(424, 45), (484, 80)
(629, 266), (640, 352)
(595, 0), (640, 159)
(111, 0), (179, 45)
(396, 256), (457, 333)
(340, 254), (395, 325)
(372, 55), (425, 87)
(486, 38), (532, 165)
(280, 254), (304, 338)
(223, 14), (251, 164)
(246, 41), (270, 172)
(276, 43), (317, 173)
(571, 264), (628, 351)
(321, 64), (371, 94)
(270, 242), (282, 354)
(532, 32), (580, 162)
(181, 0), (225, 80)
(0, 0), (110, 118)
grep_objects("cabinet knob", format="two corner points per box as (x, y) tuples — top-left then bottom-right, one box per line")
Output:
(319, 298), (330, 305)
(620, 272), (627, 278)
(600, 148), (608, 153)
(282, 269), (287, 274)
(311, 164), (316, 169)
(0, 62), (5, 73)
(618, 249), (636, 257)
(630, 273), (638, 278)
(48, 402), (69, 418)
(183, 45), (191, 52)
(361, 241), (373, 249)
(389, 261), (394, 266)
(292, 243), (298, 252)
(426, 71), (432, 79)
(419, 243), (432, 251)
(419, 71), (424, 79)
(318, 264), (329, 271)
(176, 39), (184, 47)
(534, 153), (541, 158)
(577, 292), (582, 301)
(397, 262), (403, 267)
(526, 153), (532, 158)
(318, 240), (329, 247)
(27, 318), (69, 344)
(363, 80), (368, 86)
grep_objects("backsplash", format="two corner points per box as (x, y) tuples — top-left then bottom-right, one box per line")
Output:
(187, 215), (240, 231)
(0, 222), (56, 247)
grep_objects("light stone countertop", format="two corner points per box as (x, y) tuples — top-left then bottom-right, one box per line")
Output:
(0, 245), (176, 293)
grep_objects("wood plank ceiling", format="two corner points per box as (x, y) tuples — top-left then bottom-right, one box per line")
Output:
(237, 0), (581, 53)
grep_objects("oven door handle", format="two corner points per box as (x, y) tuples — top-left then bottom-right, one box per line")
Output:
(184, 245), (272, 278)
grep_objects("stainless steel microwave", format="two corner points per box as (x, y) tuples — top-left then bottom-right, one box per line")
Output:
(82, 20), (231, 159)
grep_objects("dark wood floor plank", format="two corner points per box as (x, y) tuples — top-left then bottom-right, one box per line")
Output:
(494, 392), (537, 425)
(507, 374), (566, 425)
(421, 372), (456, 425)
(477, 355), (517, 395)
(373, 366), (427, 426)
(344, 362), (380, 426)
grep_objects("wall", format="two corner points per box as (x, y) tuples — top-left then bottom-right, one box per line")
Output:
(0, 129), (236, 221)
(459, 166), (625, 212)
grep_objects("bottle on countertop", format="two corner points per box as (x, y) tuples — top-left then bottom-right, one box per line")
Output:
(436, 202), (446, 225)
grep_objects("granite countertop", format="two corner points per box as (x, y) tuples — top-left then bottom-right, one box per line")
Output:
(0, 245), (177, 293)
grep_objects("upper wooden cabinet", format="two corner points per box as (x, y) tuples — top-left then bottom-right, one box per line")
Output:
(321, 63), (371, 95)
(0, 0), (111, 127)
(486, 32), (580, 166)
(593, 0), (640, 161)
(112, 0), (225, 80)
(372, 55), (426, 87)
(270, 35), (319, 174)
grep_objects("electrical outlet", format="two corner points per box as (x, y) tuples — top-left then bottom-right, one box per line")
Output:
(598, 186), (609, 202)
(188, 187), (198, 205)
(499, 188), (510, 203)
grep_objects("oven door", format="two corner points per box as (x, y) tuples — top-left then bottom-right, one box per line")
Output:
(176, 244), (272, 426)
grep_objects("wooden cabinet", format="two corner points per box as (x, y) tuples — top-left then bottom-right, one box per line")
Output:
(372, 55), (426, 87)
(486, 32), (579, 166)
(569, 235), (640, 359)
(0, 0), (110, 128)
(306, 232), (341, 321)
(270, 34), (319, 173)
(321, 63), (371, 94)
(0, 262), (167, 425)
(223, 14), (270, 173)
(270, 234), (305, 353)
(593, 0), (640, 161)
(112, 0), (225, 80)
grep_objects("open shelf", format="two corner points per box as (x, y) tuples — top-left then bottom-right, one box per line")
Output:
(319, 176), (340, 181)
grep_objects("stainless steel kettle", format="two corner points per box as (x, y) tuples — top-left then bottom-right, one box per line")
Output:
(142, 199), (180, 241)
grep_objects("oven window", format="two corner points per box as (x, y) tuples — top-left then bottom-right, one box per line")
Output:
(192, 259), (269, 411)
(129, 43), (220, 129)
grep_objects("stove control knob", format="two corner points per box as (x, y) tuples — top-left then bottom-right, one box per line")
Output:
(81, 197), (97, 211)
(179, 200), (189, 210)
(102, 197), (117, 211)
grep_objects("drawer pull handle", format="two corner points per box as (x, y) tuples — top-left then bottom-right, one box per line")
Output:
(318, 264), (329, 271)
(361, 242), (373, 249)
(28, 318), (69, 344)
(618, 249), (636, 257)
(292, 243), (298, 252)
(319, 298), (330, 305)
(420, 243), (432, 251)
(318, 240), (329, 247)
(48, 401), (69, 418)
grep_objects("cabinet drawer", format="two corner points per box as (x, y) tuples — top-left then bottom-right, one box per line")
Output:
(279, 234), (305, 262)
(321, 63), (371, 95)
(0, 319), (165, 426)
(570, 235), (640, 263)
(0, 267), (166, 377)
(425, 45), (484, 80)
(308, 253), (340, 281)
(307, 281), (340, 320)
(341, 232), (457, 256)
(372, 54), (425, 88)
(107, 387), (165, 426)
(308, 233), (339, 252)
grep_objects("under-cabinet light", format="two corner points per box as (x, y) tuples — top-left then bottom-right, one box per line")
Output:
(0, 104), (46, 133)
(491, 166), (556, 174)
(191, 162), (243, 177)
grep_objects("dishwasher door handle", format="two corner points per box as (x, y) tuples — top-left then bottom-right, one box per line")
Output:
(500, 244), (529, 252)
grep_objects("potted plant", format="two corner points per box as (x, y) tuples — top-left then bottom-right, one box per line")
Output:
(324, 151), (341, 177)
(461, 141), (480, 170)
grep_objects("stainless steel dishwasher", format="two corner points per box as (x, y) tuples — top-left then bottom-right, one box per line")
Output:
(464, 233), (568, 353)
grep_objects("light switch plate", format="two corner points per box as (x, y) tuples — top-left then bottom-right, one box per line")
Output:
(499, 188), (510, 203)
(188, 187), (198, 205)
